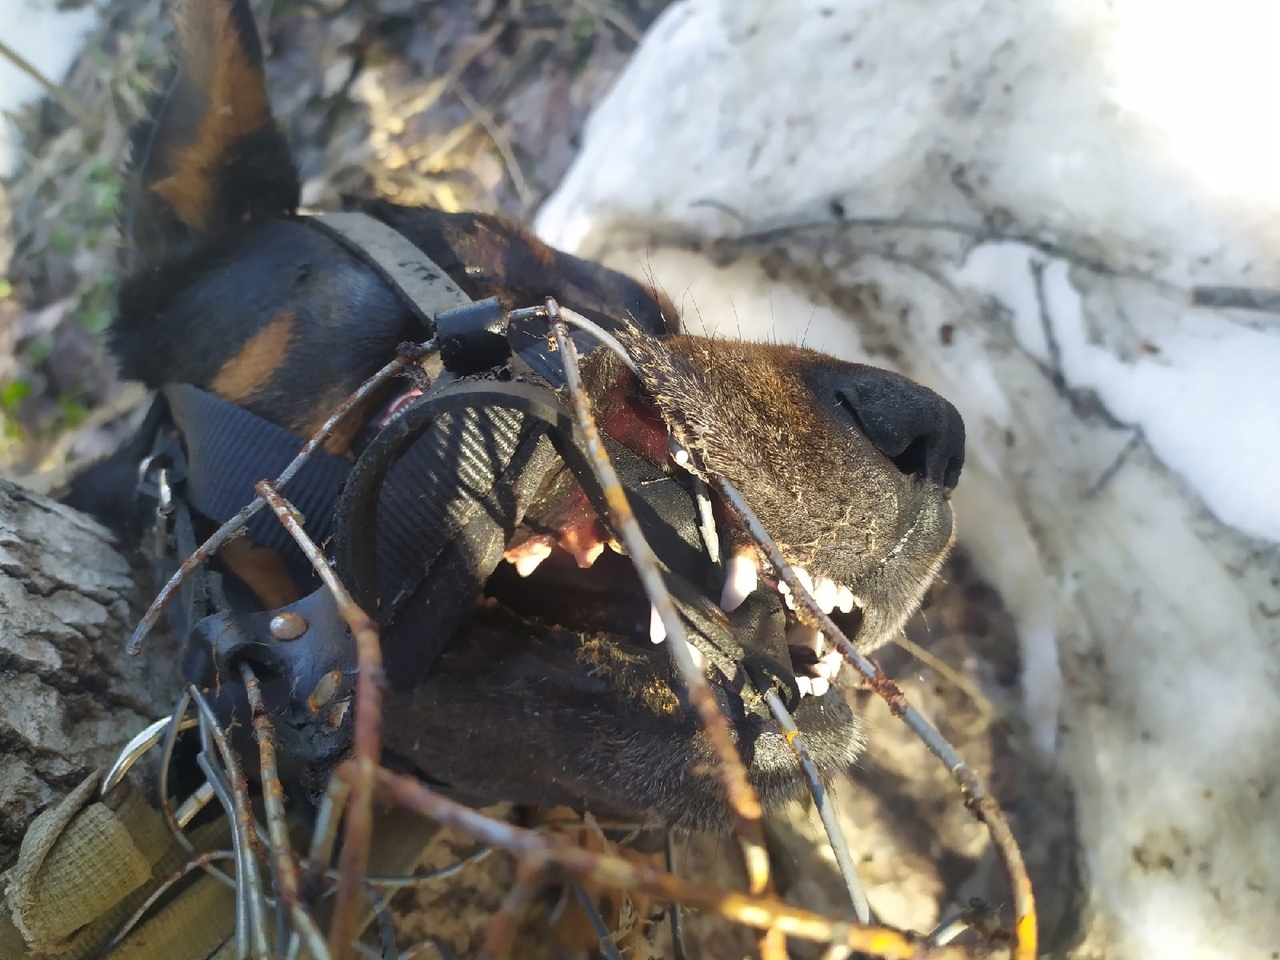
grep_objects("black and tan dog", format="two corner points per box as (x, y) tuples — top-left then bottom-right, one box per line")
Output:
(92, 0), (965, 830)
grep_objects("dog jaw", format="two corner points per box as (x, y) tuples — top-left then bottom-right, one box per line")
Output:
(599, 334), (960, 653)
(103, 0), (966, 831)
(378, 335), (961, 829)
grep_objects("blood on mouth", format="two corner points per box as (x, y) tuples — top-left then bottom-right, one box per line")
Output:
(497, 522), (864, 699)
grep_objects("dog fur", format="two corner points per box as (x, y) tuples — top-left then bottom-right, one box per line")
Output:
(100, 0), (965, 829)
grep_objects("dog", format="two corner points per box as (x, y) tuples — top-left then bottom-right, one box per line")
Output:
(89, 0), (965, 831)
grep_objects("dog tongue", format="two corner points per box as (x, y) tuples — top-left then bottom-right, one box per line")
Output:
(376, 387), (423, 429)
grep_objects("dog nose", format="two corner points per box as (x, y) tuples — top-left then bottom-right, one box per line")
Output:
(834, 367), (965, 490)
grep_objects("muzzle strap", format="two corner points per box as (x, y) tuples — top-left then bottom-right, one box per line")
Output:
(163, 382), (352, 563)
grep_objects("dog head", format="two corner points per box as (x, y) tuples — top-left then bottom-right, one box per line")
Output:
(110, 0), (964, 829)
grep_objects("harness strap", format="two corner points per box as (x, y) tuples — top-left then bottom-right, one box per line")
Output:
(164, 383), (352, 560)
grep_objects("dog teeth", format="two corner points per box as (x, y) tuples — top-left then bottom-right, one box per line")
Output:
(836, 584), (855, 613)
(810, 677), (830, 697)
(793, 566), (814, 596)
(507, 540), (553, 578)
(719, 553), (758, 613)
(689, 644), (708, 673)
(813, 577), (838, 614)
(569, 539), (606, 569)
(650, 605), (666, 644)
(786, 624), (824, 656)
(815, 650), (844, 680)
(796, 676), (813, 697)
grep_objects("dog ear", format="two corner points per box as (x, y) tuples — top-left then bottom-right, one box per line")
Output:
(123, 0), (298, 270)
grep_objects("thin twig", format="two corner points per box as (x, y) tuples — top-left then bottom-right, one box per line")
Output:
(127, 350), (423, 655)
(1190, 284), (1280, 314)
(240, 662), (304, 924)
(546, 300), (774, 904)
(764, 689), (871, 924)
(104, 849), (236, 954)
(480, 865), (544, 959)
(377, 767), (985, 960)
(712, 477), (1037, 960)
(890, 634), (997, 725)
(0, 36), (95, 127)
(452, 83), (532, 210)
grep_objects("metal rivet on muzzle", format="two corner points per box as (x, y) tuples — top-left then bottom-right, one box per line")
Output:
(322, 699), (351, 732)
(308, 669), (343, 712)
(269, 611), (308, 641)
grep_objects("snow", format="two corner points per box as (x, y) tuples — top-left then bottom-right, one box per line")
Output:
(952, 242), (1280, 543)
(538, 1), (1280, 957)
(0, 0), (100, 176)
(5, 0), (1279, 954)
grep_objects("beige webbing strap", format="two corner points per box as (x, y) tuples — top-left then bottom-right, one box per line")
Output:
(0, 770), (235, 960)
(107, 874), (235, 960)
(3, 772), (158, 956)
(3, 767), (444, 959)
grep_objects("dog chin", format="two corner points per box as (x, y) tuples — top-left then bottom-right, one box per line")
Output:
(379, 606), (865, 830)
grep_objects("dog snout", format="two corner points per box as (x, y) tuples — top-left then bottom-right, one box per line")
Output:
(833, 366), (965, 491)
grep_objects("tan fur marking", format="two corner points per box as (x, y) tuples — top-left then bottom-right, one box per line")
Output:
(220, 538), (302, 609)
(211, 313), (294, 403)
(150, 1), (272, 230)
(298, 387), (382, 457)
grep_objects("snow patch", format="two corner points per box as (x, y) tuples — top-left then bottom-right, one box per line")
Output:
(538, 1), (1280, 957)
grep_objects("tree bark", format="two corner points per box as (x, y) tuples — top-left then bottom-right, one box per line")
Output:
(0, 478), (179, 869)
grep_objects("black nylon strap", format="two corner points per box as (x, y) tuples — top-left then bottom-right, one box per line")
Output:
(334, 384), (567, 617)
(164, 383), (352, 560)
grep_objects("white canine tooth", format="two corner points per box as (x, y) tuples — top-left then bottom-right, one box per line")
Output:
(836, 585), (855, 613)
(776, 579), (790, 595)
(810, 677), (830, 697)
(719, 554), (758, 613)
(786, 624), (824, 655)
(511, 541), (553, 578)
(815, 650), (844, 680)
(688, 644), (708, 673)
(796, 676), (813, 698)
(793, 567), (814, 596)
(649, 605), (667, 644)
(783, 591), (796, 611)
(813, 577), (838, 614)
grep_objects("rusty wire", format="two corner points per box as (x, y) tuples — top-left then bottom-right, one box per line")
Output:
(764, 689), (871, 925)
(712, 476), (1037, 960)
(126, 344), (434, 657)
(546, 299), (775, 905)
(104, 296), (1032, 958)
(254, 481), (385, 960)
(375, 767), (983, 960)
(189, 683), (273, 958)
(240, 661), (304, 947)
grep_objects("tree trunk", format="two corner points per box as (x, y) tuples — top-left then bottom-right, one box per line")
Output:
(0, 478), (179, 869)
